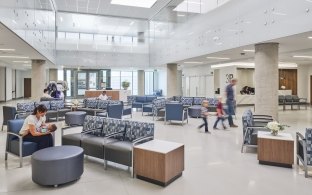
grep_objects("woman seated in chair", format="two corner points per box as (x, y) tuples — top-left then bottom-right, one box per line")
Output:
(19, 104), (57, 150)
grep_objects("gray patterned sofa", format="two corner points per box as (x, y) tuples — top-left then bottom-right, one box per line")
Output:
(62, 115), (154, 175)
(17, 101), (70, 121)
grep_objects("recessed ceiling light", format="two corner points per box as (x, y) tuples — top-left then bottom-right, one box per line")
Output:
(13, 61), (30, 63)
(0, 48), (15, 51)
(177, 14), (185, 17)
(129, 21), (134, 25)
(243, 49), (255, 52)
(308, 37), (312, 39)
(0, 56), (29, 59)
(184, 61), (203, 64)
(211, 62), (297, 69)
(111, 0), (158, 8)
(293, 55), (312, 59)
(206, 57), (230, 60)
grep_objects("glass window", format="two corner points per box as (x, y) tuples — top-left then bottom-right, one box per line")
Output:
(111, 71), (121, 89)
(132, 71), (138, 95)
(121, 71), (132, 90)
(57, 70), (64, 81)
(66, 32), (79, 40)
(145, 71), (154, 95)
(66, 70), (72, 97)
(94, 34), (107, 41)
(80, 33), (93, 40)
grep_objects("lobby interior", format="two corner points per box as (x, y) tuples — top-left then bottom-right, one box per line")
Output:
(1, 0), (312, 194)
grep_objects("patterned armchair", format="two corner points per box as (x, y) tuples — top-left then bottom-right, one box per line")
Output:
(165, 103), (188, 125)
(16, 102), (35, 117)
(77, 99), (99, 116)
(296, 128), (312, 178)
(241, 109), (272, 153)
(180, 97), (193, 106)
(50, 100), (71, 119)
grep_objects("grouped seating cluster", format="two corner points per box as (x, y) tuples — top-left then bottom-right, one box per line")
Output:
(296, 128), (312, 178)
(16, 100), (70, 121)
(279, 95), (308, 110)
(127, 95), (157, 109)
(62, 115), (154, 175)
(77, 98), (132, 118)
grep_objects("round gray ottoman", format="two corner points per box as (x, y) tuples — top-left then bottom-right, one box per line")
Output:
(188, 105), (202, 118)
(31, 146), (84, 187)
(65, 111), (86, 126)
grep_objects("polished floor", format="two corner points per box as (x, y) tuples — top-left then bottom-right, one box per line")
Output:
(0, 100), (312, 195)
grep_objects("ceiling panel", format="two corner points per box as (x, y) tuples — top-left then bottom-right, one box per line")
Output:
(55, 0), (172, 19)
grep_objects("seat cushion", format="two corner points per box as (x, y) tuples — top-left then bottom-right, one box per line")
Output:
(62, 133), (93, 146)
(132, 102), (143, 109)
(81, 137), (117, 159)
(104, 141), (133, 166)
(10, 140), (38, 157)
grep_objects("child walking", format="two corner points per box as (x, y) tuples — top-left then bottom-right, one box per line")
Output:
(198, 100), (210, 133)
(213, 97), (227, 130)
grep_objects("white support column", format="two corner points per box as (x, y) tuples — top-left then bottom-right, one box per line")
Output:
(167, 63), (178, 97)
(31, 59), (46, 101)
(138, 70), (145, 95)
(255, 43), (279, 120)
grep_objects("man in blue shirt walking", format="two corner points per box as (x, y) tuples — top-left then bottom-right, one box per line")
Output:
(225, 78), (238, 127)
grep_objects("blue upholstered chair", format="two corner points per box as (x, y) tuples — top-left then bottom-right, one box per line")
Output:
(241, 109), (273, 153)
(107, 104), (123, 119)
(165, 103), (188, 125)
(296, 128), (312, 178)
(2, 106), (18, 131)
(5, 119), (39, 167)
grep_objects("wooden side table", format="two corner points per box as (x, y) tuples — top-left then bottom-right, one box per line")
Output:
(257, 131), (294, 168)
(133, 140), (184, 186)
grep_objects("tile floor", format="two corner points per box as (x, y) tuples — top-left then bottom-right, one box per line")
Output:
(0, 100), (312, 195)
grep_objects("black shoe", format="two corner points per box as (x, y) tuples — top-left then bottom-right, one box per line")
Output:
(213, 127), (219, 130)
(205, 131), (211, 134)
(230, 124), (238, 128)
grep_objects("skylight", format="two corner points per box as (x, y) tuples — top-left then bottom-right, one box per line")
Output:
(111, 0), (158, 8)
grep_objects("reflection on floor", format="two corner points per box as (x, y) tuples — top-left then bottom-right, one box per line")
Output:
(0, 99), (312, 195)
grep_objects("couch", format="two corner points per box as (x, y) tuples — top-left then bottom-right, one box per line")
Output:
(129, 96), (157, 109)
(280, 95), (308, 110)
(62, 115), (154, 175)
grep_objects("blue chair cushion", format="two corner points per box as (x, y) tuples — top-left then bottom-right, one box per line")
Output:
(135, 96), (147, 103)
(146, 96), (156, 103)
(10, 140), (38, 157)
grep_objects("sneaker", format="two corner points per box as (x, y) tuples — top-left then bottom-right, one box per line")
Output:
(230, 124), (238, 128)
(213, 127), (219, 130)
(223, 125), (227, 130)
(205, 131), (211, 134)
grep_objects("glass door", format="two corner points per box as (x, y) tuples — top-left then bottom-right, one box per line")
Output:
(88, 72), (98, 90)
(77, 72), (87, 96)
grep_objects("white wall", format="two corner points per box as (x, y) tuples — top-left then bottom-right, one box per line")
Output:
(0, 67), (5, 101)
(219, 66), (237, 98)
(6, 67), (12, 101)
(236, 68), (255, 92)
(298, 65), (312, 103)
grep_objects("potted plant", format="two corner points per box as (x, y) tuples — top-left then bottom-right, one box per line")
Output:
(122, 80), (130, 90)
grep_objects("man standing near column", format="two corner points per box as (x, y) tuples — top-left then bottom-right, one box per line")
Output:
(225, 78), (238, 127)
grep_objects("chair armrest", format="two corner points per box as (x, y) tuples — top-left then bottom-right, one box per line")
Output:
(299, 98), (307, 102)
(7, 131), (22, 139)
(253, 114), (272, 118)
(296, 132), (305, 141)
(132, 136), (154, 145)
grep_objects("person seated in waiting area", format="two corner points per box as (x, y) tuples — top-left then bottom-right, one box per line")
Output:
(98, 91), (108, 100)
(19, 104), (57, 150)
(42, 89), (52, 98)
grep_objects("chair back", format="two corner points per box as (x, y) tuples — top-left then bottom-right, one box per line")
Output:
(165, 103), (184, 121)
(285, 95), (293, 103)
(242, 109), (254, 143)
(305, 128), (312, 165)
(107, 104), (123, 119)
(7, 119), (24, 141)
(124, 121), (154, 142)
(3, 106), (17, 125)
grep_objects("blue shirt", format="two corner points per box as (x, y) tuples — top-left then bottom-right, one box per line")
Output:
(226, 84), (234, 100)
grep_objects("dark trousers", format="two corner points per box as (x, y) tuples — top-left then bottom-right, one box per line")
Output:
(199, 117), (208, 132)
(23, 134), (54, 150)
(213, 116), (226, 128)
(226, 100), (235, 126)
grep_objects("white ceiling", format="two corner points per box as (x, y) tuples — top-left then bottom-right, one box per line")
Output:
(54, 0), (173, 19)
(0, 23), (54, 70)
(177, 31), (312, 68)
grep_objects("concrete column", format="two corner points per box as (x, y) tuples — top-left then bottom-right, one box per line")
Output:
(255, 43), (279, 120)
(31, 59), (46, 101)
(177, 70), (183, 96)
(167, 63), (178, 97)
(49, 68), (58, 82)
(138, 70), (145, 95)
